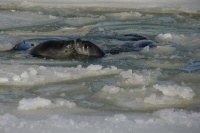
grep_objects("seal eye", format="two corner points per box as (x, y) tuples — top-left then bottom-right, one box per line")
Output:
(84, 44), (88, 49)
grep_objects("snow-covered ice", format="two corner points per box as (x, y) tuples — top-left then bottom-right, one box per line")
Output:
(0, 64), (120, 86)
(0, 34), (23, 51)
(0, 108), (200, 133)
(18, 97), (76, 110)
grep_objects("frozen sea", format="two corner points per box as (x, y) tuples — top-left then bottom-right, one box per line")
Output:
(0, 0), (200, 133)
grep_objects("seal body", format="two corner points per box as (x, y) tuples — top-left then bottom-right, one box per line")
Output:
(29, 39), (105, 58)
(29, 40), (75, 58)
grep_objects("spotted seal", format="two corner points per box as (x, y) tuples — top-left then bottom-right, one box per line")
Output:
(28, 39), (105, 58)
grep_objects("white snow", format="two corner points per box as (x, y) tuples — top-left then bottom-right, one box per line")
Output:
(86, 64), (103, 71)
(155, 33), (200, 47)
(153, 84), (195, 100)
(144, 93), (181, 105)
(156, 33), (185, 42)
(18, 97), (52, 110)
(0, 78), (9, 83)
(118, 69), (161, 86)
(0, 64), (121, 86)
(18, 97), (76, 110)
(0, 108), (200, 133)
(96, 83), (195, 109)
(153, 108), (200, 128)
(101, 85), (124, 94)
(105, 114), (127, 123)
(52, 98), (76, 108)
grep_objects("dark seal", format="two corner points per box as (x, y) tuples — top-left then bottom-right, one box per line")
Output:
(29, 39), (105, 58)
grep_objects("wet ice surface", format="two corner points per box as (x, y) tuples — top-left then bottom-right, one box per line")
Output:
(0, 34), (23, 51)
(0, 11), (59, 30)
(0, 0), (200, 133)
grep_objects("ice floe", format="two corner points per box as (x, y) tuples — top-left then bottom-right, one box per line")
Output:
(96, 82), (196, 109)
(18, 97), (76, 110)
(153, 84), (195, 100)
(0, 64), (120, 86)
(155, 33), (200, 47)
(118, 69), (162, 86)
(0, 108), (200, 133)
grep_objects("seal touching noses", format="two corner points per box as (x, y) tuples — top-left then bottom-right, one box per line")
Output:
(29, 39), (105, 59)
(74, 39), (105, 57)
(29, 40), (75, 58)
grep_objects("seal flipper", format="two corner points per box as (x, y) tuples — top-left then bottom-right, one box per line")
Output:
(14, 41), (38, 51)
(132, 40), (157, 51)
(117, 34), (147, 41)
(124, 34), (147, 41)
(105, 40), (157, 54)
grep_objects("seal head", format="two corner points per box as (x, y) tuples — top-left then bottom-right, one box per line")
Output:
(74, 39), (105, 57)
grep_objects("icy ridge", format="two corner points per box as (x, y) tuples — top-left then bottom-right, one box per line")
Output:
(0, 64), (120, 86)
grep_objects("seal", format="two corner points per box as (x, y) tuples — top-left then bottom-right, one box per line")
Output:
(15, 33), (156, 59)
(105, 40), (157, 54)
(29, 39), (105, 58)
